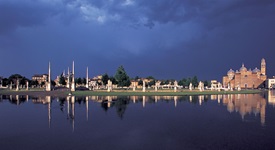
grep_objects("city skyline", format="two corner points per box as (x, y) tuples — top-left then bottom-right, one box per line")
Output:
(1, 0), (275, 80)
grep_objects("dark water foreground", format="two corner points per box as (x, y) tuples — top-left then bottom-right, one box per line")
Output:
(1, 91), (275, 150)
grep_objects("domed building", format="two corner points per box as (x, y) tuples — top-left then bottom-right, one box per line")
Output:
(223, 58), (267, 89)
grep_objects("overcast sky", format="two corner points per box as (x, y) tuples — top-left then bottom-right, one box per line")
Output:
(0, 0), (275, 81)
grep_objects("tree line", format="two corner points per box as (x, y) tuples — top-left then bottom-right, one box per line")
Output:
(101, 66), (210, 87)
(0, 65), (210, 88)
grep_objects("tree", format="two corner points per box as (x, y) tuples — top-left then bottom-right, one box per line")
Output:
(102, 73), (109, 85)
(51, 80), (56, 87)
(82, 78), (86, 85)
(1, 78), (9, 86)
(59, 73), (66, 85)
(147, 76), (155, 80)
(192, 76), (198, 87)
(8, 74), (23, 80)
(164, 80), (170, 85)
(19, 77), (29, 86)
(7, 74), (29, 86)
(204, 80), (209, 87)
(178, 78), (187, 87)
(109, 76), (117, 85)
(114, 65), (131, 87)
(76, 77), (82, 85)
(8, 74), (23, 84)
(138, 80), (143, 86)
(186, 77), (192, 86)
(134, 76), (140, 81)
(41, 81), (45, 87)
(148, 80), (156, 87)
(30, 80), (39, 87)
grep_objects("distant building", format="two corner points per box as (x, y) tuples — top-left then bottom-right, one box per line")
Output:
(0, 76), (3, 87)
(130, 80), (139, 88)
(223, 58), (267, 89)
(92, 75), (102, 84)
(210, 80), (219, 89)
(32, 74), (48, 84)
(266, 78), (275, 89)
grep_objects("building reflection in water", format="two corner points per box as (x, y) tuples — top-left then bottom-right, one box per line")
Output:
(86, 96), (89, 121)
(0, 93), (268, 128)
(142, 96), (146, 107)
(222, 94), (266, 126)
(3, 95), (28, 105)
(174, 96), (177, 107)
(32, 96), (52, 128)
(268, 90), (275, 106)
(31, 96), (79, 131)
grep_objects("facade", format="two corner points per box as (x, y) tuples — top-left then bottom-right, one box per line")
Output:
(32, 74), (48, 84)
(266, 78), (275, 89)
(210, 80), (219, 89)
(223, 58), (267, 89)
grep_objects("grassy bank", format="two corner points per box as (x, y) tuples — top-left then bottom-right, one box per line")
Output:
(0, 88), (263, 96)
(72, 90), (263, 96)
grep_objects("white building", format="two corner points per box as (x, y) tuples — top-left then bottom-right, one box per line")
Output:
(266, 77), (275, 89)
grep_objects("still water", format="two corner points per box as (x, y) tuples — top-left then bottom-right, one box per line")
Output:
(1, 91), (275, 150)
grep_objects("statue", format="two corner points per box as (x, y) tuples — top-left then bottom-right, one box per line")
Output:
(71, 61), (75, 92)
(86, 67), (89, 89)
(218, 82), (222, 91)
(174, 80), (178, 92)
(107, 80), (112, 92)
(26, 81), (29, 91)
(198, 81), (204, 91)
(142, 80), (146, 92)
(16, 79), (19, 91)
(237, 84), (241, 91)
(67, 67), (70, 88)
(189, 83), (193, 91)
(133, 82), (136, 91)
(10, 81), (12, 90)
(46, 62), (51, 91)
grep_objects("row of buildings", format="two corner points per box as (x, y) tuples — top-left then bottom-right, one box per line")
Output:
(222, 58), (275, 89)
(29, 58), (274, 90)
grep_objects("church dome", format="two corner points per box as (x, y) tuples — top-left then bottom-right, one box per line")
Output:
(253, 67), (260, 73)
(240, 64), (247, 72)
(227, 69), (235, 74)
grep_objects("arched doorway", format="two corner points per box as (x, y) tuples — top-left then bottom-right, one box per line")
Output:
(244, 84), (248, 89)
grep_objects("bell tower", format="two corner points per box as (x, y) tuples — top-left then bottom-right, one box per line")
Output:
(261, 58), (266, 75)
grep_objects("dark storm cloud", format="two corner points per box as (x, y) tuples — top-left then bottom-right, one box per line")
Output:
(135, 0), (275, 28)
(0, 0), (275, 80)
(2, 0), (274, 31)
(0, 1), (59, 34)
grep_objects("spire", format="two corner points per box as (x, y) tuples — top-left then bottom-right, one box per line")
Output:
(261, 58), (266, 75)
(46, 62), (51, 91)
(48, 62), (51, 82)
(73, 61), (74, 75)
(71, 61), (75, 91)
(67, 67), (70, 88)
(86, 67), (89, 88)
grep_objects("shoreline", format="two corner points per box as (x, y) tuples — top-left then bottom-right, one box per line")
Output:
(0, 89), (264, 97)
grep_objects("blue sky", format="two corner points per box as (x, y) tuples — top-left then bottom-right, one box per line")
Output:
(0, 0), (275, 81)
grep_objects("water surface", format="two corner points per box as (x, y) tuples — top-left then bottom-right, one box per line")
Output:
(1, 91), (275, 150)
